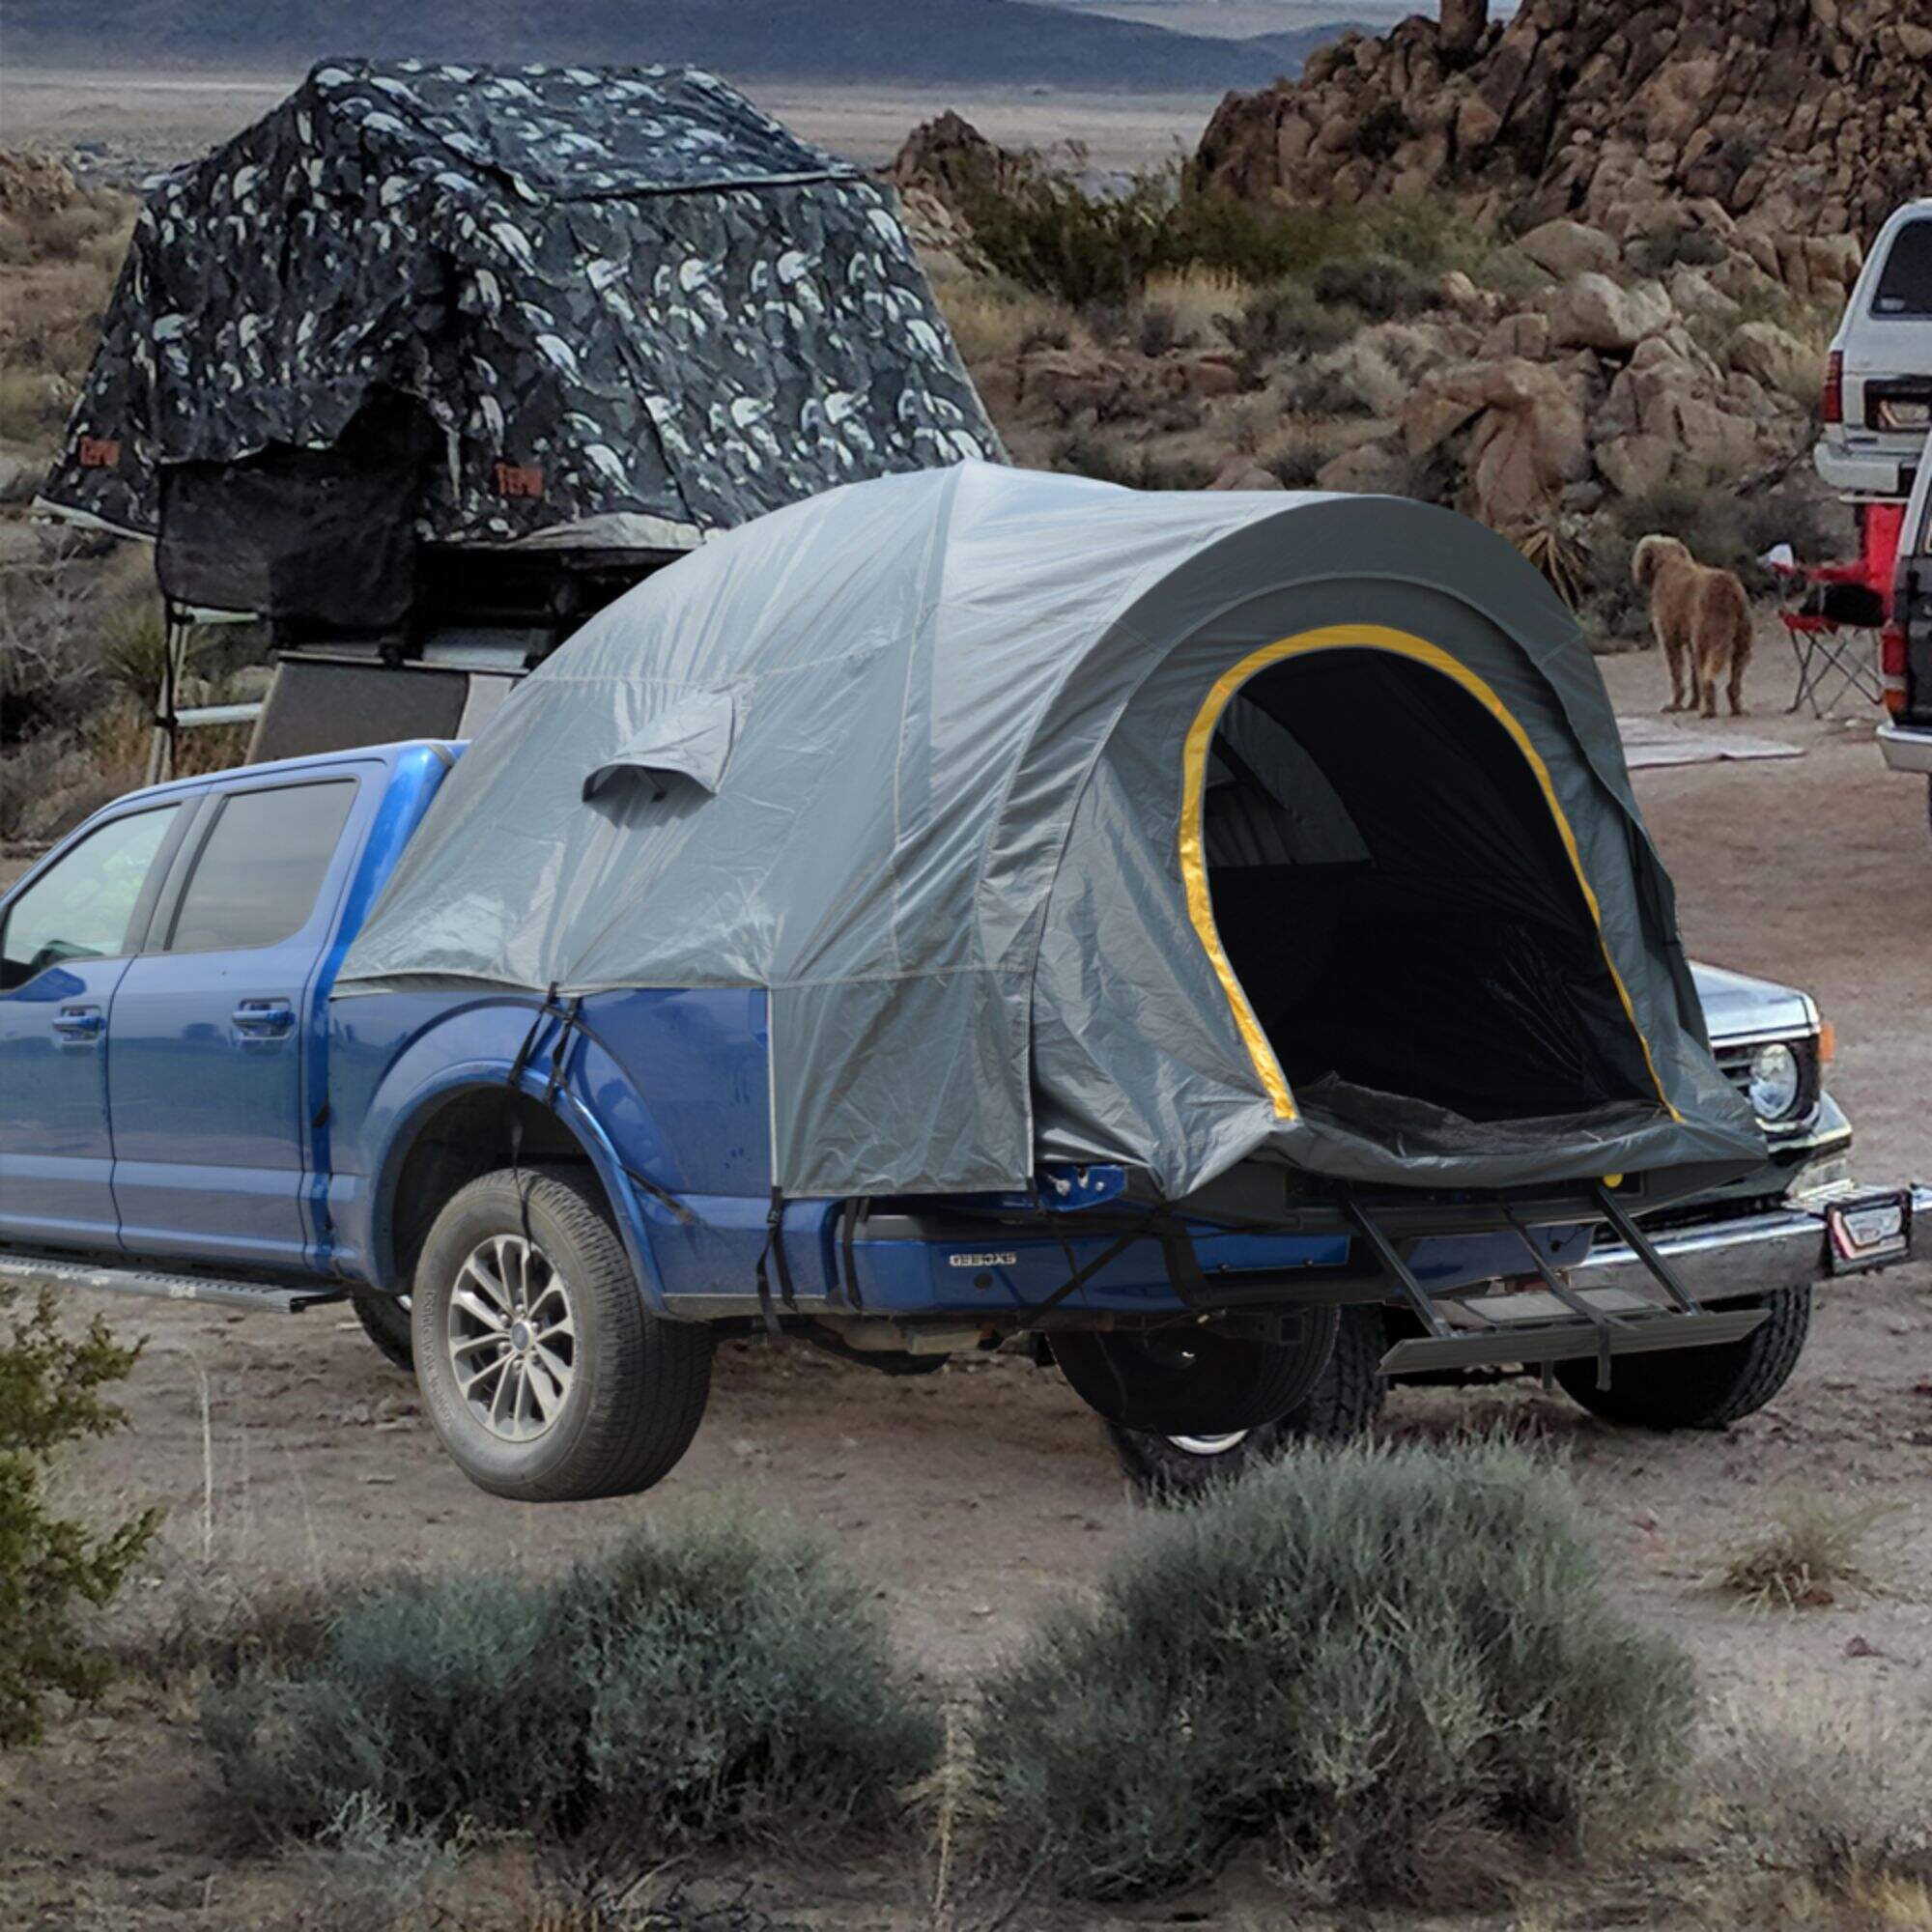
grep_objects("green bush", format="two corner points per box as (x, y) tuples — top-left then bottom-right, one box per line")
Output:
(964, 164), (1483, 316)
(0, 1284), (158, 1746)
(203, 1518), (939, 1852)
(1310, 252), (1439, 321)
(970, 1440), (1695, 1906)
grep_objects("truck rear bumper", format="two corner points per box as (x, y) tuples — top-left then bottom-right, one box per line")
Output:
(1574, 1182), (1928, 1305)
(1878, 724), (1932, 777)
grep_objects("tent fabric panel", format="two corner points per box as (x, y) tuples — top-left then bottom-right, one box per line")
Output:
(582, 686), (735, 800)
(338, 469), (1765, 1199)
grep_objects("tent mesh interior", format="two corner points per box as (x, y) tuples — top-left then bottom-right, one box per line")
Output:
(1204, 651), (1662, 1146)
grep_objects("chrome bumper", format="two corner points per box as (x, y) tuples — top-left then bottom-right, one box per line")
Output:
(1576, 1183), (1929, 1304)
(1879, 724), (1932, 777)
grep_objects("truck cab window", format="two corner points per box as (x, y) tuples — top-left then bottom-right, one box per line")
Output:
(1873, 220), (1932, 318)
(0, 805), (181, 991)
(166, 780), (356, 954)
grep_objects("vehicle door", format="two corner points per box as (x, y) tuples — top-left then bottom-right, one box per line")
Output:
(0, 800), (191, 1249)
(107, 769), (363, 1267)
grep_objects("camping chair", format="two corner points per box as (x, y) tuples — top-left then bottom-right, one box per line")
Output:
(1773, 503), (1903, 716)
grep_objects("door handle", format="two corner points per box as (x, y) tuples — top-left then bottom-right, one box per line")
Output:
(232, 1000), (296, 1035)
(52, 1006), (104, 1039)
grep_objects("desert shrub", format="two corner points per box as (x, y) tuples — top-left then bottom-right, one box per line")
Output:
(1263, 433), (1326, 490)
(1234, 281), (1357, 374)
(1311, 252), (1438, 321)
(0, 1284), (159, 1746)
(931, 277), (1078, 368)
(1718, 1492), (1892, 1609)
(203, 1517), (938, 1851)
(969, 1440), (1695, 1906)
(1272, 357), (1378, 418)
(1707, 1690), (1932, 1907)
(962, 169), (1174, 308)
(1050, 431), (1213, 490)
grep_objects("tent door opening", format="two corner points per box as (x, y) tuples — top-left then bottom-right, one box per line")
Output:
(1198, 642), (1665, 1152)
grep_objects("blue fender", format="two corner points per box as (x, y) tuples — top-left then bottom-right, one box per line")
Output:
(353, 1049), (672, 1316)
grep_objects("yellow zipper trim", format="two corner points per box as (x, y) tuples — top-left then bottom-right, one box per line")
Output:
(1178, 624), (1682, 1124)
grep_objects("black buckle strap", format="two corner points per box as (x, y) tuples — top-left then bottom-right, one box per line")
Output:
(753, 1186), (795, 1339)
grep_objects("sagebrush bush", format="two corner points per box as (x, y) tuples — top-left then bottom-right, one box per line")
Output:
(203, 1517), (939, 1852)
(969, 1440), (1695, 1906)
(0, 1284), (158, 1746)
(1707, 1690), (1932, 1901)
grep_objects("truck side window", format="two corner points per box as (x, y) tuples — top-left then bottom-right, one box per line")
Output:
(165, 779), (356, 954)
(1873, 221), (1932, 318)
(0, 805), (182, 991)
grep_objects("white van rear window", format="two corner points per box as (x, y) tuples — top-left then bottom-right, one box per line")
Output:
(1873, 220), (1932, 318)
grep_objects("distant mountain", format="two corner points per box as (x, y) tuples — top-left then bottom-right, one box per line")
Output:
(8, 1), (1361, 90)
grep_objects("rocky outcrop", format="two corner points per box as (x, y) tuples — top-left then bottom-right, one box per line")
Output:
(1191, 0), (1932, 249)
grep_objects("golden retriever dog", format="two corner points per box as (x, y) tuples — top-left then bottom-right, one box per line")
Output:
(1632, 533), (1753, 719)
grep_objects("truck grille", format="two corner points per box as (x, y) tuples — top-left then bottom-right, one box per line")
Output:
(1713, 1035), (1819, 1134)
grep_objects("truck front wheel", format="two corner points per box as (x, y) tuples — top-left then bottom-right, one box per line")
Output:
(1052, 1306), (1338, 1436)
(1553, 1285), (1810, 1431)
(412, 1165), (711, 1501)
(1104, 1304), (1387, 1494)
(350, 1289), (414, 1371)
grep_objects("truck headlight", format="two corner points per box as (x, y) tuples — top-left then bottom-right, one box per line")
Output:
(1747, 1042), (1804, 1122)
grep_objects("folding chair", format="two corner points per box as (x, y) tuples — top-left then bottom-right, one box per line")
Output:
(1776, 565), (1885, 716)
(1772, 503), (1903, 716)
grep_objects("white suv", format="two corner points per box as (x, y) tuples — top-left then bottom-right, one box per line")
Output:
(1816, 199), (1932, 501)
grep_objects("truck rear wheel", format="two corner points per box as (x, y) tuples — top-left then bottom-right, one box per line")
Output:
(1105, 1304), (1387, 1494)
(1053, 1306), (1338, 1436)
(1553, 1285), (1810, 1431)
(412, 1165), (711, 1501)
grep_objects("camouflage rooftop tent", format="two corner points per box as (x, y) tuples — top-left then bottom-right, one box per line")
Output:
(39, 59), (1000, 615)
(338, 464), (1765, 1204)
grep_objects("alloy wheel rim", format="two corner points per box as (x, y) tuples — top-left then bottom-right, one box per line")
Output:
(1166, 1431), (1251, 1456)
(446, 1234), (576, 1442)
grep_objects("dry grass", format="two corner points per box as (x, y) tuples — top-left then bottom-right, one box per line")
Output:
(1703, 1688), (1932, 1926)
(930, 275), (1084, 372)
(1718, 1492), (1893, 1609)
(1131, 265), (1250, 355)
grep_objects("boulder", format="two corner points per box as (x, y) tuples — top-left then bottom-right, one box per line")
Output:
(1517, 218), (1620, 280)
(1207, 456), (1283, 492)
(1547, 273), (1671, 353)
(1315, 436), (1412, 495)
(1187, 0), (1930, 259)
(1728, 321), (1820, 404)
(1402, 356), (1587, 526)
(0, 447), (42, 504)
(1439, 0), (1489, 58)
(1481, 312), (1551, 360)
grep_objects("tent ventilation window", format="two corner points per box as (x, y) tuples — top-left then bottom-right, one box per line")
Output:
(1203, 649), (1662, 1150)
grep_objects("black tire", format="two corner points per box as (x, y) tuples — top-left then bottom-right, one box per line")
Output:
(1106, 1305), (1387, 1495)
(350, 1288), (414, 1371)
(1054, 1304), (1339, 1436)
(412, 1165), (712, 1501)
(1553, 1285), (1811, 1431)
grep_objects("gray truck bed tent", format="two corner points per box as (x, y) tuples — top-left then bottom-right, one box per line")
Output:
(38, 58), (1000, 621)
(338, 464), (1763, 1202)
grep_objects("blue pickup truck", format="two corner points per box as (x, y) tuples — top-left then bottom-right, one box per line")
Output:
(2, 738), (1922, 1502)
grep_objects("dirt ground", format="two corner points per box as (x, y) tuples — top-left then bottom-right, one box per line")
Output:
(2, 634), (1928, 1929)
